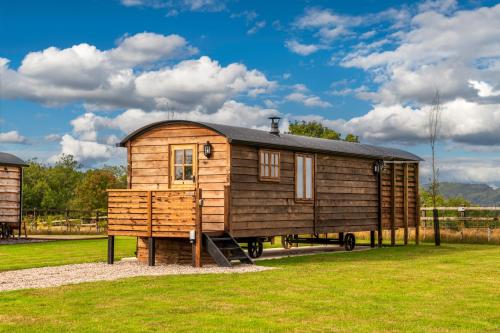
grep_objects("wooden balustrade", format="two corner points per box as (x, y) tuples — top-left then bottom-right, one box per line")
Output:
(107, 189), (202, 238)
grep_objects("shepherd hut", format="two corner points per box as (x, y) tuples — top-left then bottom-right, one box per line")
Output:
(0, 152), (27, 238)
(107, 119), (422, 267)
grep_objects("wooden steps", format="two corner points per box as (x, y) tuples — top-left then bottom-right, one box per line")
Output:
(203, 232), (253, 267)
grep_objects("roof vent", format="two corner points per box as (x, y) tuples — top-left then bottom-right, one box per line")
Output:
(269, 117), (281, 135)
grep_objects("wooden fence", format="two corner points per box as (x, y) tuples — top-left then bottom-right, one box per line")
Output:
(420, 207), (500, 243)
(107, 189), (202, 238)
(23, 208), (107, 234)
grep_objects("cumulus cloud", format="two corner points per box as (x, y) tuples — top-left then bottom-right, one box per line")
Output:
(0, 34), (274, 112)
(341, 4), (500, 105)
(50, 134), (112, 164)
(468, 80), (500, 98)
(0, 131), (27, 144)
(341, 99), (500, 146)
(285, 40), (320, 56)
(420, 157), (500, 187)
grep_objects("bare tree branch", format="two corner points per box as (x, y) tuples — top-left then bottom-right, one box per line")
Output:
(428, 89), (442, 207)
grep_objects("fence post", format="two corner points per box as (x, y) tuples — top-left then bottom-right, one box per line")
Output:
(433, 208), (441, 246)
(65, 209), (69, 232)
(95, 210), (100, 233)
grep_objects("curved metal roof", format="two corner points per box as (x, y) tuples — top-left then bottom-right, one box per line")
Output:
(119, 120), (422, 161)
(0, 152), (27, 166)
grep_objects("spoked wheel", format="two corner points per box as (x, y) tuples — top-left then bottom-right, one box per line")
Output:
(344, 233), (356, 251)
(248, 240), (264, 258)
(281, 235), (295, 249)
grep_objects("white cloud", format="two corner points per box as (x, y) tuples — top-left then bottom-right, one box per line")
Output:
(0, 34), (274, 113)
(341, 99), (500, 146)
(44, 134), (61, 142)
(420, 157), (500, 187)
(247, 21), (266, 35)
(120, 0), (226, 13)
(50, 134), (111, 164)
(134, 56), (275, 113)
(0, 131), (27, 144)
(285, 92), (332, 108)
(285, 40), (320, 56)
(468, 80), (500, 97)
(342, 4), (500, 105)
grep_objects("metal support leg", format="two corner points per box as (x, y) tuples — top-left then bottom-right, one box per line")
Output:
(370, 231), (375, 248)
(107, 235), (115, 264)
(148, 237), (156, 266)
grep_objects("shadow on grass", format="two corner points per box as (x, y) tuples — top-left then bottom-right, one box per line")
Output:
(257, 243), (496, 268)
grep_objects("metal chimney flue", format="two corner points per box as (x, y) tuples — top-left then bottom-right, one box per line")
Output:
(269, 116), (281, 135)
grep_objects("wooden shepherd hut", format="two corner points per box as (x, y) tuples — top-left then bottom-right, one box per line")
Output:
(0, 152), (27, 238)
(107, 119), (422, 267)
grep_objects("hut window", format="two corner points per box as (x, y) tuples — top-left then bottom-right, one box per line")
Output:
(259, 150), (280, 181)
(171, 145), (196, 185)
(295, 154), (313, 201)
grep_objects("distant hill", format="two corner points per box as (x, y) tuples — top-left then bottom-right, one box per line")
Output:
(438, 182), (500, 206)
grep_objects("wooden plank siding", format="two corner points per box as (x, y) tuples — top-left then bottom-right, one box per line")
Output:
(229, 145), (314, 237)
(107, 190), (197, 237)
(381, 163), (418, 230)
(229, 144), (419, 237)
(315, 155), (379, 233)
(0, 165), (22, 225)
(128, 124), (229, 232)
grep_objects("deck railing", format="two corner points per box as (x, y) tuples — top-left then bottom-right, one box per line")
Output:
(107, 189), (202, 238)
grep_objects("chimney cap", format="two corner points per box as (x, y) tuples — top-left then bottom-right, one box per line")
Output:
(269, 116), (281, 135)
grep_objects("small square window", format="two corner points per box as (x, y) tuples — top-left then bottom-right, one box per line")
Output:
(259, 150), (280, 181)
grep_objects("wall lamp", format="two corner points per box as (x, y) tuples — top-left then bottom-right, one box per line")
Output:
(203, 141), (213, 158)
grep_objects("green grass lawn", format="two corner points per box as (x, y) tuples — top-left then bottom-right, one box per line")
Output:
(0, 237), (136, 272)
(0, 243), (498, 332)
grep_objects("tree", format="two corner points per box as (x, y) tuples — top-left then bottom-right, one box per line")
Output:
(70, 167), (126, 211)
(344, 133), (360, 143)
(288, 120), (359, 142)
(428, 90), (443, 246)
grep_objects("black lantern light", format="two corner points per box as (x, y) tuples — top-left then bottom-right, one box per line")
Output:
(203, 141), (212, 158)
(373, 160), (384, 175)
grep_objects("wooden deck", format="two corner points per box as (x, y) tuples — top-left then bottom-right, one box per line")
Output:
(107, 189), (201, 238)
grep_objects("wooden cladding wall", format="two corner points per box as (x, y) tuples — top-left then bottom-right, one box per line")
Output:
(129, 124), (229, 232)
(107, 190), (197, 238)
(0, 166), (21, 225)
(315, 155), (379, 233)
(230, 145), (315, 237)
(381, 163), (418, 229)
(229, 144), (419, 237)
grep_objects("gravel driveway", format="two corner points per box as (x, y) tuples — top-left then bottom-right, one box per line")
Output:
(0, 260), (273, 292)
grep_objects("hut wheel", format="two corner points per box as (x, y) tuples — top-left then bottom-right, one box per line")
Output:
(248, 240), (263, 258)
(344, 233), (356, 251)
(281, 235), (294, 249)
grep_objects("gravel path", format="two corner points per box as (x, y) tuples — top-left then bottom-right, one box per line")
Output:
(0, 260), (273, 292)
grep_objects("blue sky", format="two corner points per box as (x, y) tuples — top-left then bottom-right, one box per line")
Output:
(1, 0), (499, 186)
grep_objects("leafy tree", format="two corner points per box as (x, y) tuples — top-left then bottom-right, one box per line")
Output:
(344, 133), (360, 143)
(420, 187), (471, 207)
(70, 166), (126, 211)
(288, 120), (359, 142)
(23, 155), (128, 211)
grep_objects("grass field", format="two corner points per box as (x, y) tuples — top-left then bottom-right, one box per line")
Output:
(0, 237), (136, 272)
(0, 242), (498, 332)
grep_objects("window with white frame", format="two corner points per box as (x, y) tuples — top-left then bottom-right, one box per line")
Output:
(295, 154), (313, 201)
